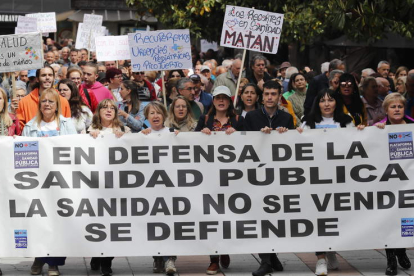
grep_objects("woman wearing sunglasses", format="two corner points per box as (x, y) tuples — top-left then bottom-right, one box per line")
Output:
(334, 73), (367, 126)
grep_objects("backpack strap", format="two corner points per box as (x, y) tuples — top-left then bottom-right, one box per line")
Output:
(83, 88), (92, 107)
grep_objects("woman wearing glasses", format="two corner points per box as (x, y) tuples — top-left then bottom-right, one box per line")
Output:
(22, 88), (76, 276)
(334, 73), (367, 126)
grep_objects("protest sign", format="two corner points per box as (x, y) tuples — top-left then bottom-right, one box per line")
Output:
(220, 5), (284, 54)
(75, 23), (106, 52)
(0, 32), (43, 73)
(128, 29), (192, 72)
(200, 39), (218, 52)
(95, 35), (130, 62)
(83, 14), (103, 31)
(0, 125), (413, 257)
(15, 16), (38, 34)
(26, 12), (56, 33)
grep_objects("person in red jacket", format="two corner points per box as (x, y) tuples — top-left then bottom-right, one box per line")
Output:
(80, 62), (114, 103)
(16, 66), (71, 129)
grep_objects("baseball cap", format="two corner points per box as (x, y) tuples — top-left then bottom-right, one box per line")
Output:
(200, 65), (211, 72)
(279, 61), (291, 70)
(189, 74), (201, 82)
(212, 86), (231, 98)
(28, 70), (36, 78)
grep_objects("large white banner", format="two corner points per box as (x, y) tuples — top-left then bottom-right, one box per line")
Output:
(0, 126), (413, 257)
(95, 35), (130, 62)
(220, 5), (284, 54)
(128, 29), (192, 72)
(0, 32), (44, 73)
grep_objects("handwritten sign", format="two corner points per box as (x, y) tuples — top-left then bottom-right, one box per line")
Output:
(15, 16), (38, 34)
(0, 33), (43, 73)
(75, 23), (106, 51)
(128, 29), (192, 72)
(200, 39), (218, 52)
(83, 14), (103, 31)
(26, 12), (56, 33)
(95, 35), (130, 62)
(220, 5), (284, 54)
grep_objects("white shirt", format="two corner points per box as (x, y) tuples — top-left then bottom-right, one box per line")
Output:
(301, 116), (353, 129)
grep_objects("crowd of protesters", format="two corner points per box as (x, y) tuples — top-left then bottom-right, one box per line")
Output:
(1, 37), (413, 276)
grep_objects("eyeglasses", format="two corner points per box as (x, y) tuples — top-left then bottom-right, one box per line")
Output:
(171, 74), (181, 78)
(175, 105), (187, 109)
(41, 99), (56, 105)
(114, 75), (123, 79)
(340, 82), (352, 88)
(183, 87), (196, 91)
(134, 72), (145, 75)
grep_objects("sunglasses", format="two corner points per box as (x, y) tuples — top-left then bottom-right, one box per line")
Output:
(340, 81), (352, 88)
(134, 72), (145, 75)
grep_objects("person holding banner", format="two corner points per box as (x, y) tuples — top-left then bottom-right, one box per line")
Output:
(57, 79), (93, 134)
(117, 80), (145, 133)
(194, 85), (244, 275)
(374, 93), (412, 275)
(16, 66), (71, 129)
(0, 88), (20, 136)
(21, 88), (76, 276)
(165, 95), (197, 132)
(296, 88), (366, 275)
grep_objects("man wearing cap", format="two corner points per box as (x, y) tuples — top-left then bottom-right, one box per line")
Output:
(244, 80), (293, 276)
(277, 61), (291, 81)
(200, 65), (215, 93)
(177, 78), (204, 120)
(190, 74), (212, 113)
(212, 59), (242, 96)
(247, 55), (272, 87)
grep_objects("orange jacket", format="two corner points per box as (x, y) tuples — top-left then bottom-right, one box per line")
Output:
(16, 88), (71, 129)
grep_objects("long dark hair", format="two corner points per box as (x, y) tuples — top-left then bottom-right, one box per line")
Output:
(335, 73), (365, 121)
(57, 79), (86, 119)
(122, 80), (141, 114)
(288, 73), (306, 92)
(306, 89), (352, 128)
(208, 95), (236, 118)
(236, 83), (262, 113)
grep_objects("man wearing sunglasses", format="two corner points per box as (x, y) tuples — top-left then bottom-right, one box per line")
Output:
(132, 71), (156, 101)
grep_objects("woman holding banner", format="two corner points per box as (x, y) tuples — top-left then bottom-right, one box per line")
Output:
(88, 99), (130, 276)
(375, 92), (412, 275)
(165, 96), (197, 132)
(195, 86), (244, 275)
(22, 88), (76, 276)
(140, 101), (178, 274)
(297, 88), (365, 275)
(0, 87), (20, 136)
(57, 79), (93, 134)
(117, 80), (145, 133)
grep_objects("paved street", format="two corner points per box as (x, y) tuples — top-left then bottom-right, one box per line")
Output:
(1, 249), (413, 276)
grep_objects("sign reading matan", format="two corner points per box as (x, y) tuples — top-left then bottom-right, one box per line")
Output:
(220, 5), (284, 54)
(0, 33), (43, 73)
(0, 125), (413, 257)
(128, 29), (192, 72)
(95, 36), (130, 62)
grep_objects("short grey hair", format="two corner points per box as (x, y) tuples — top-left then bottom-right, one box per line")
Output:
(250, 55), (267, 67)
(321, 62), (329, 73)
(329, 59), (345, 71)
(377, 60), (390, 69)
(328, 70), (344, 81)
(222, 59), (232, 69)
(177, 78), (193, 90)
(362, 68), (375, 76)
(285, 67), (298, 79)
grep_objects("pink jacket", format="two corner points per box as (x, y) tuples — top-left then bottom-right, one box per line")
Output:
(80, 81), (113, 103)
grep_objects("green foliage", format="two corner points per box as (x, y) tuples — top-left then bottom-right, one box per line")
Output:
(126, 0), (414, 49)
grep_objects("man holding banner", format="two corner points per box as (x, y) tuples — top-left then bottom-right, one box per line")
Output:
(244, 80), (294, 276)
